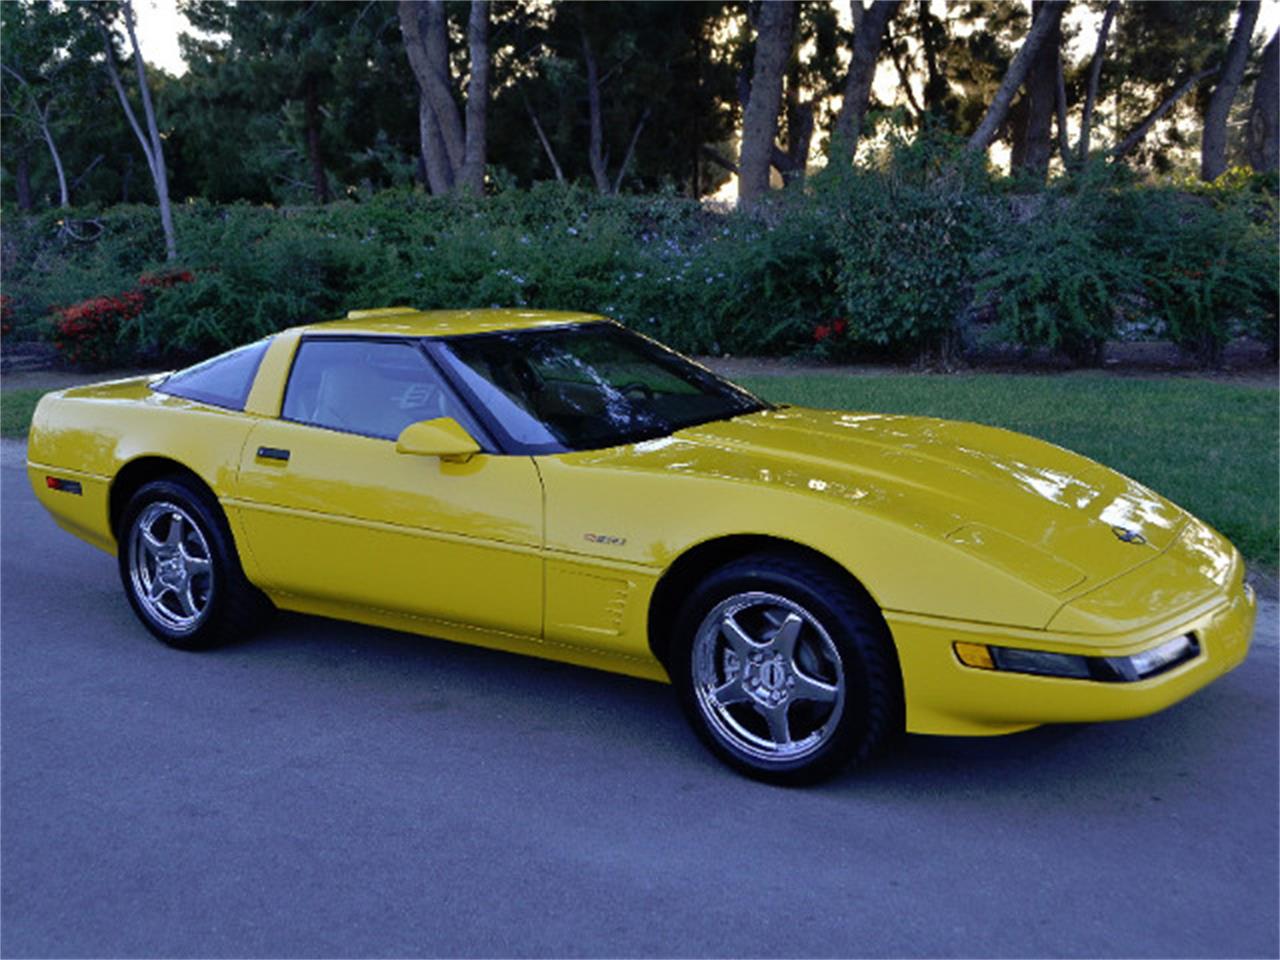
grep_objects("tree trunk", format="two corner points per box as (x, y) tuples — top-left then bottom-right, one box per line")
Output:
(458, 0), (489, 194)
(304, 75), (330, 204)
(399, 0), (486, 195)
(1247, 29), (1279, 172)
(917, 0), (948, 116)
(774, 94), (814, 186)
(830, 0), (899, 166)
(420, 0), (465, 174)
(1077, 0), (1118, 163)
(37, 114), (69, 207)
(1015, 0), (1060, 181)
(1112, 67), (1219, 160)
(100, 4), (177, 260)
(419, 97), (453, 194)
(1054, 50), (1071, 168)
(15, 152), (32, 212)
(966, 1), (1066, 155)
(738, 0), (795, 209)
(1201, 0), (1261, 181)
(582, 33), (611, 194)
(123, 1), (176, 260)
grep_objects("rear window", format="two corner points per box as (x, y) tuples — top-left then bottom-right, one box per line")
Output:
(155, 338), (272, 411)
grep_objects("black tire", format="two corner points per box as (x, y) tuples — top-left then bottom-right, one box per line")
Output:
(670, 551), (902, 785)
(117, 476), (270, 651)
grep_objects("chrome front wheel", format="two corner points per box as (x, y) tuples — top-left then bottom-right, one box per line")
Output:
(673, 552), (902, 783)
(127, 500), (215, 635)
(692, 591), (846, 765)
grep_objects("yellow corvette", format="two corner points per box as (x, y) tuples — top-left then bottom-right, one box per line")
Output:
(28, 308), (1256, 782)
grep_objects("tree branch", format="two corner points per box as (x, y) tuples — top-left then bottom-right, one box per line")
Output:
(966, 1), (1066, 154)
(612, 106), (652, 194)
(524, 99), (565, 182)
(1111, 66), (1219, 160)
(700, 145), (739, 175)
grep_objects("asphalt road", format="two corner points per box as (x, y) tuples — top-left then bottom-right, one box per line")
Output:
(2, 440), (1277, 959)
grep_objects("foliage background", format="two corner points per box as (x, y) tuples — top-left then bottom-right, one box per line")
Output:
(3, 149), (1275, 369)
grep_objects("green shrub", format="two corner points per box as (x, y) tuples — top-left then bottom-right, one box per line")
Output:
(1125, 184), (1278, 366)
(819, 131), (992, 362)
(978, 176), (1136, 365)
(1, 171), (1274, 370)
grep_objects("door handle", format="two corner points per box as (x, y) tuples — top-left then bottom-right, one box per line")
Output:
(256, 446), (290, 463)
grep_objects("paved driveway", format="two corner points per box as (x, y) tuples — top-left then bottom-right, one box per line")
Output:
(2, 440), (1277, 958)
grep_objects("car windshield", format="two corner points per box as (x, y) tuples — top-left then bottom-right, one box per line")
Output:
(433, 323), (768, 454)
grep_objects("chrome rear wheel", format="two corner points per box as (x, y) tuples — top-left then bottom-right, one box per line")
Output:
(117, 476), (269, 650)
(127, 500), (215, 635)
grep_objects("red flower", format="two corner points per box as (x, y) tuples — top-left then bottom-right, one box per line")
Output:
(813, 323), (831, 342)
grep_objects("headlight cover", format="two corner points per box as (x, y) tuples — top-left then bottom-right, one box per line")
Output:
(953, 633), (1200, 682)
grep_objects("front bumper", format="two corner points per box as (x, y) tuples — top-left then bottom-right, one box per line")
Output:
(889, 580), (1256, 737)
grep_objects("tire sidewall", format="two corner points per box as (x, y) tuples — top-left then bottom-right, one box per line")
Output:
(671, 558), (882, 784)
(117, 478), (241, 651)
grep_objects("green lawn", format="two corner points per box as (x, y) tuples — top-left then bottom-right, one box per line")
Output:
(738, 372), (1278, 570)
(3, 372), (1276, 567)
(1, 389), (43, 441)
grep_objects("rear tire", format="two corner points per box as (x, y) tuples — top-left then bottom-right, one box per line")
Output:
(670, 552), (902, 784)
(117, 477), (269, 651)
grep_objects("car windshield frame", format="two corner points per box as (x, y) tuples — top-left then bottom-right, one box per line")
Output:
(426, 322), (770, 455)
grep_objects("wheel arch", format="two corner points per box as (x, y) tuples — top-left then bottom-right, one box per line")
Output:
(109, 456), (222, 539)
(646, 534), (899, 674)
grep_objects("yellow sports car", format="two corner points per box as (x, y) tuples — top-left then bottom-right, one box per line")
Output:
(28, 308), (1256, 782)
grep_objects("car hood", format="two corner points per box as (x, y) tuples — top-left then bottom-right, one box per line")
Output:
(663, 406), (1188, 600)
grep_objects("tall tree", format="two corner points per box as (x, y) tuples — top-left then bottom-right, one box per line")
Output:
(966, 1), (1065, 156)
(398, 0), (489, 195)
(1247, 29), (1279, 173)
(829, 0), (899, 167)
(0, 1), (96, 209)
(95, 0), (177, 260)
(1201, 0), (1261, 181)
(178, 1), (420, 204)
(738, 0), (795, 209)
(513, 2), (737, 196)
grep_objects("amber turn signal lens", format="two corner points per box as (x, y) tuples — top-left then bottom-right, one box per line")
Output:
(953, 641), (995, 669)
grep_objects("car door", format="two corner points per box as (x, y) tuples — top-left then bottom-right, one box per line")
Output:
(231, 335), (543, 638)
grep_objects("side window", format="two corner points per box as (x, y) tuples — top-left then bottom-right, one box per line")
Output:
(282, 338), (485, 443)
(156, 338), (271, 411)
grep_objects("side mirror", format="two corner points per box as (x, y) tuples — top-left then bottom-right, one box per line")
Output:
(395, 417), (481, 463)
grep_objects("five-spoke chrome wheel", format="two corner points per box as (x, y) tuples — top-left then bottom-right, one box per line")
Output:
(692, 590), (846, 764)
(127, 500), (214, 635)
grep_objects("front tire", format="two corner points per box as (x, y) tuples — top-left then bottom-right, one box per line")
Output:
(118, 477), (268, 651)
(671, 552), (902, 784)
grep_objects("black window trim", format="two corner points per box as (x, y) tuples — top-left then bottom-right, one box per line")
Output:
(152, 336), (273, 413)
(278, 333), (500, 451)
